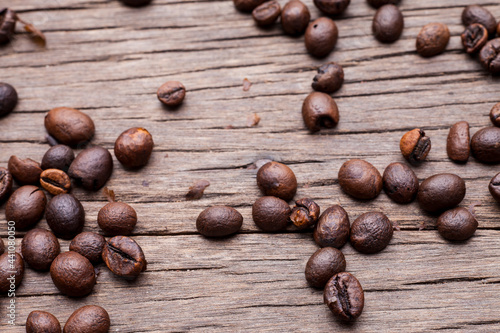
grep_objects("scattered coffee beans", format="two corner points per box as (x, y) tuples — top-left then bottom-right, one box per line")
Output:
(382, 162), (419, 204)
(102, 236), (147, 279)
(252, 1), (281, 26)
(446, 121), (470, 163)
(252, 196), (291, 232)
(290, 198), (320, 229)
(314, 0), (350, 16)
(98, 202), (137, 236)
(350, 212), (393, 254)
(196, 206), (243, 237)
(64, 305), (110, 333)
(0, 167), (13, 202)
(489, 102), (500, 127)
(8, 155), (42, 185)
(281, 0), (310, 36)
(372, 4), (404, 43)
(489, 172), (500, 203)
(470, 127), (500, 163)
(5, 185), (46, 230)
(312, 62), (344, 94)
(26, 310), (61, 333)
(479, 39), (500, 74)
(302, 92), (339, 133)
(119, 0), (152, 7)
(0, 82), (18, 117)
(416, 23), (450, 57)
(50, 251), (96, 297)
(462, 5), (496, 36)
(70, 232), (106, 264)
(68, 146), (113, 190)
(0, 252), (23, 293)
(338, 159), (382, 200)
(437, 207), (478, 241)
(46, 194), (85, 239)
(367, 0), (399, 8)
(114, 127), (154, 168)
(305, 247), (346, 288)
(41, 145), (75, 172)
(313, 205), (350, 248)
(0, 9), (16, 45)
(324, 272), (364, 321)
(157, 81), (186, 107)
(21, 228), (60, 271)
(256, 161), (297, 201)
(304, 17), (338, 58)
(44, 107), (95, 146)
(40, 169), (72, 195)
(461, 24), (488, 54)
(400, 128), (431, 165)
(417, 173), (466, 213)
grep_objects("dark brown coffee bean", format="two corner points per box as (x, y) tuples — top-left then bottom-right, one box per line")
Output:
(338, 159), (382, 200)
(0, 252), (24, 293)
(290, 198), (320, 229)
(98, 202), (138, 236)
(157, 81), (186, 107)
(350, 212), (393, 254)
(64, 305), (110, 333)
(257, 161), (297, 201)
(40, 169), (72, 195)
(479, 38), (500, 74)
(324, 272), (364, 321)
(50, 251), (95, 297)
(21, 228), (60, 271)
(382, 162), (419, 204)
(399, 128), (431, 165)
(196, 206), (243, 237)
(314, 0), (350, 16)
(437, 207), (478, 241)
(0, 238), (4, 255)
(252, 196), (291, 232)
(489, 172), (500, 203)
(497, 22), (500, 36)
(0, 167), (13, 202)
(119, 0), (152, 7)
(68, 146), (113, 190)
(0, 82), (18, 116)
(305, 17), (338, 58)
(305, 247), (346, 289)
(252, 1), (281, 26)
(70, 232), (106, 264)
(489, 103), (500, 127)
(0, 9), (17, 45)
(41, 145), (75, 172)
(461, 24), (488, 54)
(44, 107), (95, 147)
(5, 186), (46, 230)
(46, 194), (85, 240)
(302, 92), (339, 133)
(114, 127), (154, 168)
(281, 0), (310, 36)
(233, 0), (266, 12)
(367, 0), (399, 8)
(471, 127), (500, 163)
(102, 236), (147, 279)
(418, 174), (466, 213)
(313, 205), (350, 248)
(446, 121), (470, 163)
(26, 310), (61, 333)
(462, 5), (496, 36)
(416, 23), (450, 57)
(8, 156), (42, 185)
(372, 4), (404, 43)
(312, 62), (344, 94)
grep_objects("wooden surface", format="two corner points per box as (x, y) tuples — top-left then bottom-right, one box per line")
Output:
(2, 0), (500, 331)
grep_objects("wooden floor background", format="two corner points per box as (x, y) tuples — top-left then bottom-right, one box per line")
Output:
(2, 0), (500, 331)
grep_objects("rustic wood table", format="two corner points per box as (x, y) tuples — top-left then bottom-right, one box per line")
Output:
(2, 0), (500, 332)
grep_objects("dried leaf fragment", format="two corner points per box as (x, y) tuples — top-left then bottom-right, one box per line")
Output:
(186, 180), (210, 200)
(243, 78), (252, 91)
(103, 187), (116, 202)
(246, 113), (261, 127)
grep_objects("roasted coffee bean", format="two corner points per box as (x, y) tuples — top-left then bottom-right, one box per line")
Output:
(372, 4), (404, 43)
(252, 1), (281, 26)
(0, 9), (17, 45)
(489, 172), (500, 203)
(313, 205), (350, 248)
(462, 5), (496, 36)
(479, 38), (500, 74)
(233, 0), (266, 12)
(312, 62), (344, 94)
(350, 212), (393, 254)
(314, 0), (350, 16)
(102, 236), (147, 279)
(305, 17), (338, 58)
(26, 310), (61, 333)
(114, 127), (154, 168)
(41, 145), (75, 172)
(497, 22), (500, 36)
(5, 186), (46, 230)
(400, 128), (431, 165)
(252, 196), (291, 232)
(489, 102), (500, 127)
(50, 251), (95, 297)
(437, 207), (478, 241)
(367, 0), (399, 8)
(305, 247), (346, 288)
(21, 228), (60, 271)
(0, 82), (18, 116)
(471, 127), (500, 163)
(44, 107), (95, 147)
(418, 173), (466, 213)
(0, 167), (13, 202)
(0, 252), (23, 293)
(68, 146), (113, 190)
(64, 305), (110, 333)
(40, 169), (72, 195)
(98, 202), (138, 236)
(0, 238), (4, 255)
(416, 23), (450, 57)
(196, 206), (243, 237)
(324, 272), (364, 321)
(70, 232), (106, 264)
(257, 161), (297, 201)
(119, 0), (152, 7)
(281, 0), (310, 36)
(302, 92), (339, 132)
(382, 162), (419, 204)
(46, 194), (85, 240)
(290, 198), (320, 229)
(338, 159), (382, 200)
(461, 24), (488, 54)
(447, 121), (470, 163)
(157, 81), (186, 107)
(8, 155), (42, 185)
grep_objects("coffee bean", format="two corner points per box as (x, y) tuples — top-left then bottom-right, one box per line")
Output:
(196, 206), (243, 237)
(98, 202), (137, 236)
(461, 24), (488, 54)
(489, 172), (500, 203)
(372, 4), (404, 43)
(418, 173), (466, 213)
(102, 236), (147, 279)
(26, 310), (61, 333)
(68, 146), (113, 190)
(382, 162), (419, 204)
(302, 92), (339, 132)
(50, 251), (95, 297)
(338, 159), (382, 200)
(462, 5), (496, 36)
(21, 228), (60, 271)
(233, 0), (266, 12)
(64, 305), (110, 333)
(70, 232), (106, 264)
(157, 81), (186, 107)
(324, 272), (364, 321)
(367, 0), (399, 8)
(305, 17), (338, 58)
(281, 0), (310, 36)
(252, 196), (291, 232)
(0, 9), (17, 45)
(416, 23), (450, 57)
(252, 1), (281, 26)
(40, 169), (72, 195)
(446, 121), (470, 163)
(0, 252), (23, 293)
(119, 0), (152, 7)
(314, 0), (350, 16)
(0, 167), (13, 202)
(497, 22), (500, 36)
(257, 161), (297, 201)
(8, 155), (43, 185)
(350, 212), (393, 254)
(46, 194), (85, 240)
(399, 128), (431, 165)
(5, 186), (46, 230)
(312, 62), (344, 94)
(313, 205), (350, 248)
(437, 207), (478, 241)
(0, 238), (4, 255)
(290, 198), (320, 229)
(489, 103), (500, 127)
(305, 247), (346, 288)
(114, 127), (154, 168)
(41, 145), (75, 172)
(471, 127), (500, 163)
(0, 82), (18, 116)
(44, 107), (95, 147)
(479, 38), (500, 74)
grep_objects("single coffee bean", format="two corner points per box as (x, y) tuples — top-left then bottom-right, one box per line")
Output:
(399, 128), (431, 165)
(489, 102), (500, 127)
(21, 228), (60, 271)
(479, 38), (500, 74)
(64, 305), (110, 333)
(367, 0), (399, 8)
(313, 205), (350, 248)
(0, 9), (17, 45)
(70, 232), (106, 264)
(418, 173), (466, 213)
(372, 4), (404, 43)
(382, 162), (419, 204)
(0, 252), (23, 293)
(290, 198), (320, 229)
(461, 24), (488, 54)
(446, 121), (470, 163)
(312, 62), (344, 94)
(102, 236), (147, 279)
(416, 23), (450, 57)
(462, 5), (496, 36)
(252, 1), (281, 26)
(471, 127), (500, 163)
(497, 22), (500, 36)
(98, 202), (138, 236)
(0, 82), (18, 116)
(281, 0), (310, 36)
(252, 196), (291, 232)
(338, 159), (382, 200)
(45, 194), (85, 240)
(157, 81), (186, 107)
(324, 272), (364, 321)
(0, 238), (4, 255)
(0, 167), (13, 202)
(196, 206), (243, 237)
(50, 251), (95, 297)
(305, 247), (346, 289)
(68, 146), (113, 190)
(44, 107), (95, 147)
(40, 169), (72, 195)
(5, 186), (46, 230)
(314, 0), (350, 16)
(304, 18), (338, 58)
(302, 92), (339, 132)
(256, 161), (297, 201)
(437, 207), (478, 241)
(119, 0), (152, 7)
(350, 212), (393, 254)
(26, 310), (61, 333)
(8, 155), (43, 185)
(489, 172), (500, 203)
(114, 127), (154, 168)
(233, 0), (266, 12)
(41, 145), (75, 172)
